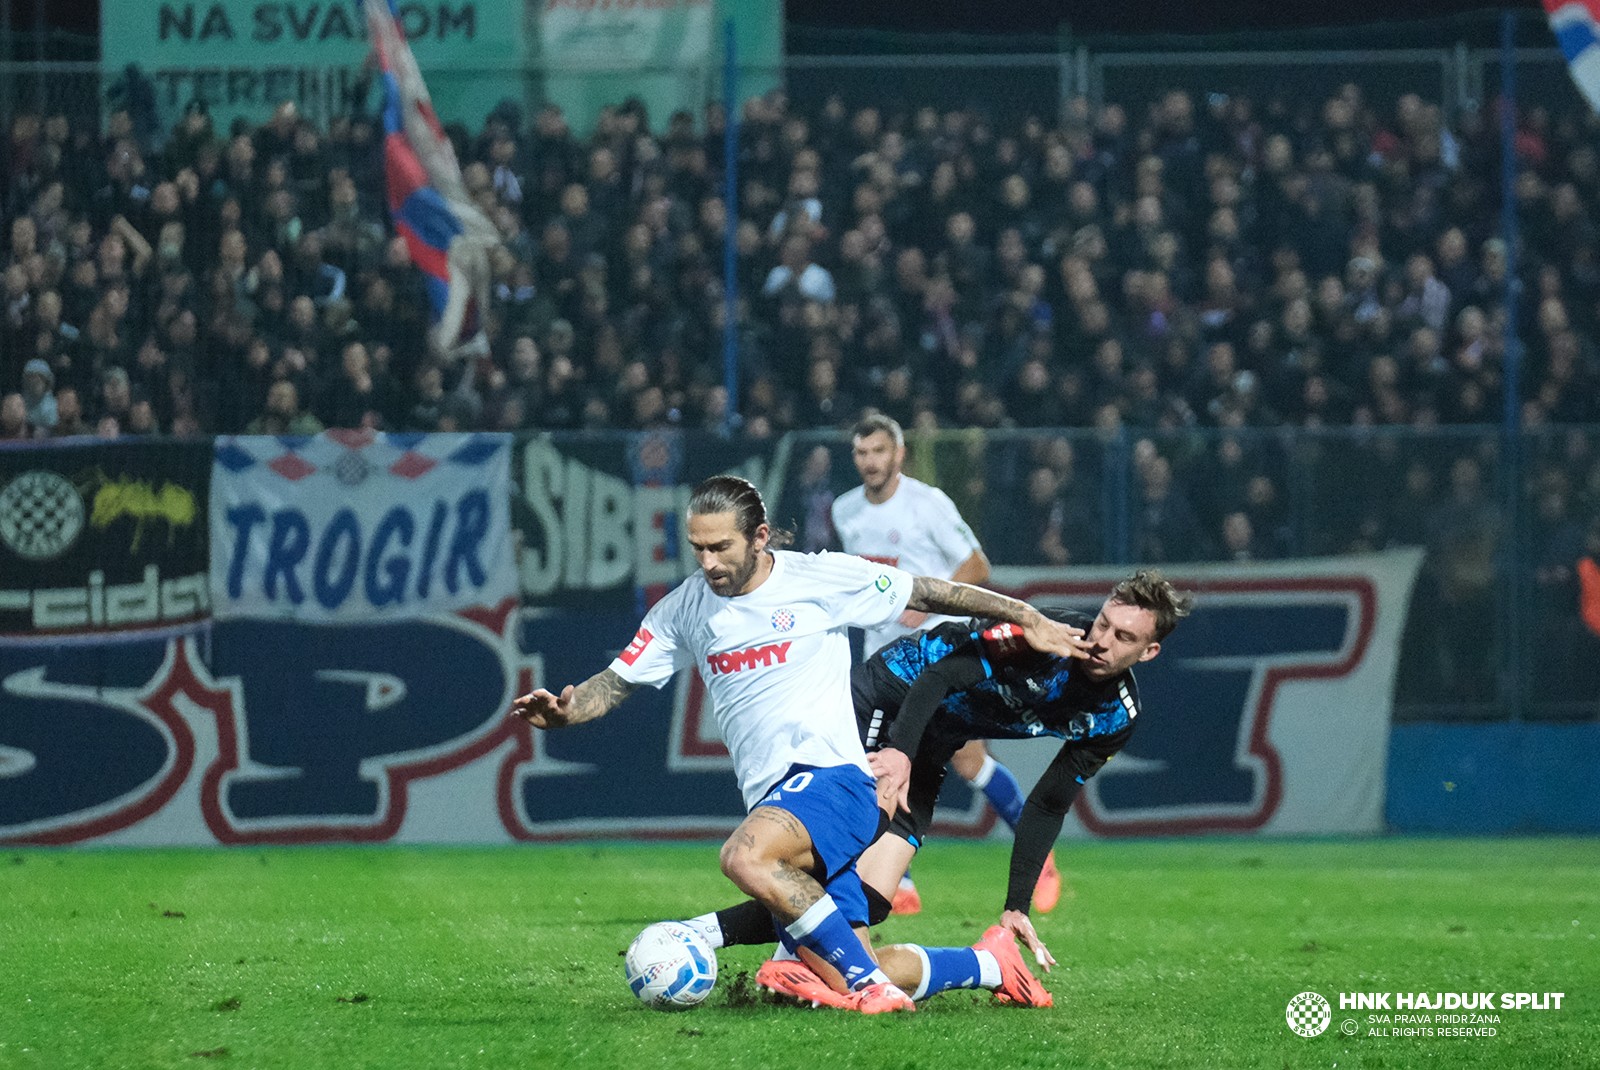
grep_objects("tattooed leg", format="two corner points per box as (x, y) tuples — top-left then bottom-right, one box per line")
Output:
(721, 806), (890, 993)
(719, 805), (824, 924)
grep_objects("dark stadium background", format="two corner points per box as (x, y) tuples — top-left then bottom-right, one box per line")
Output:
(8, 0), (1551, 45)
(785, 0), (1539, 36)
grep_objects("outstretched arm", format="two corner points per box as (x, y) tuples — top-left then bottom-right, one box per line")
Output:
(997, 755), (1086, 973)
(907, 576), (1089, 660)
(999, 735), (1125, 968)
(512, 668), (640, 729)
(897, 549), (991, 630)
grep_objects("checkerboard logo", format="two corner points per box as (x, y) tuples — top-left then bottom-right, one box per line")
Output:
(771, 608), (794, 632)
(0, 470), (86, 560)
(333, 450), (374, 486)
(1286, 991), (1332, 1037)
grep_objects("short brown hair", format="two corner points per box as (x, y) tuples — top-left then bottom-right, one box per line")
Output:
(1109, 568), (1194, 641)
(852, 412), (903, 449)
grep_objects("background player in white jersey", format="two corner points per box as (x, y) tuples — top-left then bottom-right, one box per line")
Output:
(831, 414), (992, 656)
(832, 413), (1060, 916)
(514, 475), (1088, 1012)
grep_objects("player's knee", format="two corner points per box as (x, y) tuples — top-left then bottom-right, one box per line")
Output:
(718, 840), (747, 883)
(950, 740), (986, 780)
(718, 839), (767, 896)
(865, 882), (893, 926)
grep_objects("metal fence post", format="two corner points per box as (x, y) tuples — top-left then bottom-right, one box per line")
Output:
(721, 19), (740, 438)
(1499, 11), (1525, 722)
(1057, 21), (1072, 120)
(1103, 426), (1130, 565)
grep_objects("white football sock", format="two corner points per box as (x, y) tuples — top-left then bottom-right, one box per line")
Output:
(967, 752), (999, 789)
(683, 913), (724, 949)
(974, 949), (1002, 988)
(909, 944), (933, 1000)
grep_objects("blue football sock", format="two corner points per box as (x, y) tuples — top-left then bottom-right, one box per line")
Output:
(913, 946), (981, 1000)
(783, 895), (888, 991)
(970, 753), (1025, 830)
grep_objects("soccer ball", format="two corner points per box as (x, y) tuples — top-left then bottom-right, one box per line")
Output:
(623, 921), (717, 1011)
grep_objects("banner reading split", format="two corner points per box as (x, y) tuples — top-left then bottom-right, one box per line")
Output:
(984, 551), (1426, 837)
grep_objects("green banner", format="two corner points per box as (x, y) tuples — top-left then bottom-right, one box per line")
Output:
(101, 0), (528, 133)
(538, 0), (712, 135)
(537, 0), (780, 135)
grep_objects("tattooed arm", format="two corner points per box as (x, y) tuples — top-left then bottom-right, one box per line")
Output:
(906, 576), (1092, 660)
(512, 668), (641, 729)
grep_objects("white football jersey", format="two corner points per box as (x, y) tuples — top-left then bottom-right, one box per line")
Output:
(609, 549), (915, 810)
(831, 475), (983, 655)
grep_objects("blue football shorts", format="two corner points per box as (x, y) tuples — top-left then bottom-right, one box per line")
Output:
(752, 762), (880, 925)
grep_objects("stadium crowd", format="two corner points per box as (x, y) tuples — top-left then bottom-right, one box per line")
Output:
(12, 79), (1600, 439)
(2, 72), (1600, 704)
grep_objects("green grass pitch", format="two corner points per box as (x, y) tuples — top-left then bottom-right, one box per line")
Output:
(2, 837), (1595, 1069)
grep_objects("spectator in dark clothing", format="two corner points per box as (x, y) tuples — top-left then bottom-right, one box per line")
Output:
(320, 341), (390, 429)
(1131, 453), (1206, 563)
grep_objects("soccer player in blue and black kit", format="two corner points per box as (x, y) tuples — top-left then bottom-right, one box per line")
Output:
(684, 569), (1193, 1007)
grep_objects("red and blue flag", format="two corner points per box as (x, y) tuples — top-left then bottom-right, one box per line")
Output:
(1546, 0), (1600, 113)
(365, 0), (498, 358)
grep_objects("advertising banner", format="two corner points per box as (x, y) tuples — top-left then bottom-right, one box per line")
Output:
(0, 439), (210, 639)
(1, 432), (1424, 845)
(539, 0), (713, 136)
(985, 551), (1426, 837)
(99, 0), (525, 132)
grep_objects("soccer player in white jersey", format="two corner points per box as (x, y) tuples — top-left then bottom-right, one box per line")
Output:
(831, 413), (1062, 916)
(514, 475), (1088, 1013)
